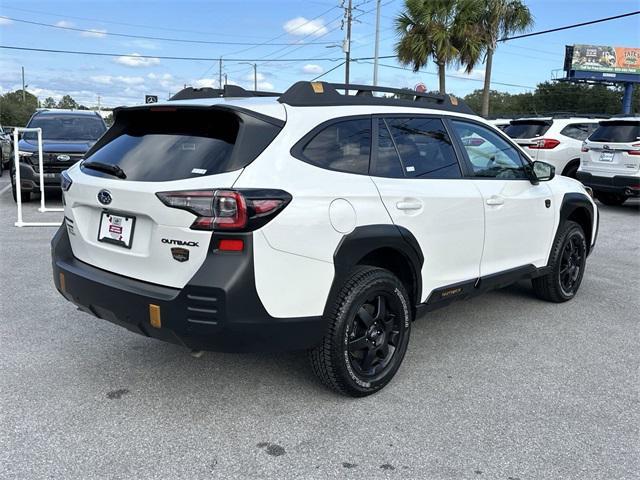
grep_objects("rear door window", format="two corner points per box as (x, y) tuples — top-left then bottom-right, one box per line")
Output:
(82, 108), (281, 182)
(589, 121), (640, 143)
(299, 118), (371, 174)
(560, 123), (594, 141)
(504, 121), (552, 139)
(384, 117), (461, 179)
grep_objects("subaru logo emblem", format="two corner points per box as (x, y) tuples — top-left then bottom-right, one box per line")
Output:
(97, 189), (112, 205)
(57, 154), (71, 161)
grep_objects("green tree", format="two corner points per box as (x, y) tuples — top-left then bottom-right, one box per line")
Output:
(0, 90), (39, 126)
(42, 97), (57, 108)
(395, 0), (485, 94)
(478, 0), (533, 117)
(57, 94), (78, 110)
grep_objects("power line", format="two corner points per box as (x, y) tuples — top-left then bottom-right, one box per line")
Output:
(359, 61), (535, 89)
(0, 45), (344, 62)
(499, 10), (640, 42)
(0, 5), (275, 39)
(0, 15), (336, 46)
(312, 61), (347, 81)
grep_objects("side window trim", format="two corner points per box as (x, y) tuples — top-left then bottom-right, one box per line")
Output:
(290, 114), (373, 176)
(448, 117), (531, 181)
(442, 117), (475, 178)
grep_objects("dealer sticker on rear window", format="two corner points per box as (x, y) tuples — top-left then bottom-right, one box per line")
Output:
(191, 168), (207, 175)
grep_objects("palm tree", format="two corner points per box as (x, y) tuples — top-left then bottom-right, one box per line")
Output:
(395, 0), (485, 95)
(479, 0), (533, 117)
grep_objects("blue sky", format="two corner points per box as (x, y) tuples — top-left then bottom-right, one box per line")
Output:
(0, 0), (639, 108)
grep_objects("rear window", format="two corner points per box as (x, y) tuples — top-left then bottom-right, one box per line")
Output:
(25, 114), (106, 141)
(82, 108), (281, 182)
(589, 121), (640, 143)
(504, 121), (551, 139)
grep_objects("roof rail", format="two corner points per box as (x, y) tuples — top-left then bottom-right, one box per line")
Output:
(278, 81), (475, 114)
(169, 85), (281, 101)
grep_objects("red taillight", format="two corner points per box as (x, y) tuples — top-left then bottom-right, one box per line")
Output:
(628, 143), (640, 156)
(581, 142), (589, 153)
(218, 239), (244, 251)
(156, 189), (290, 231)
(462, 137), (485, 147)
(529, 138), (560, 149)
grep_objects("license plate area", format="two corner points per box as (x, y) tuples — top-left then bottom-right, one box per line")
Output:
(599, 151), (615, 162)
(98, 211), (136, 249)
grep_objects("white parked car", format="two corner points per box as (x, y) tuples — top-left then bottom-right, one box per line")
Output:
(504, 116), (604, 178)
(578, 117), (640, 205)
(51, 82), (598, 396)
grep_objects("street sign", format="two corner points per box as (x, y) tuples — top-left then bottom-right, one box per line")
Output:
(145, 95), (158, 104)
(414, 83), (427, 93)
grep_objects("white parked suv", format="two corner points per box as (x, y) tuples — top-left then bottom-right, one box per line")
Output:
(52, 82), (598, 396)
(578, 117), (640, 206)
(504, 116), (604, 178)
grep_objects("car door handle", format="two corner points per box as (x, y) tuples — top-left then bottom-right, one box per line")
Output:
(486, 195), (505, 206)
(396, 200), (423, 211)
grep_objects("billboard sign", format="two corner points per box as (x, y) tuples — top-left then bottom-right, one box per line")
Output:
(570, 44), (640, 74)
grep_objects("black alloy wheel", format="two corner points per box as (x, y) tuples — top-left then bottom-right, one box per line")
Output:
(346, 293), (406, 380)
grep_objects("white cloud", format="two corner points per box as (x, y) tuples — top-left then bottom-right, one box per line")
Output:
(81, 28), (108, 38)
(302, 64), (323, 75)
(55, 20), (74, 28)
(0, 17), (13, 25)
(114, 53), (160, 67)
(257, 81), (274, 91)
(283, 17), (327, 36)
(90, 75), (145, 86)
(456, 68), (485, 81)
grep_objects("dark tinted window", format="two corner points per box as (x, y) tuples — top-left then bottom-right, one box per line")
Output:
(84, 109), (241, 182)
(504, 121), (551, 139)
(25, 114), (106, 141)
(560, 123), (594, 141)
(589, 121), (640, 143)
(371, 119), (404, 178)
(301, 119), (371, 174)
(385, 117), (460, 179)
(452, 120), (528, 180)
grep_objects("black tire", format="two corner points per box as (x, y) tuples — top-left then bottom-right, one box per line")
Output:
(11, 172), (31, 203)
(309, 266), (412, 397)
(532, 220), (587, 303)
(595, 191), (627, 206)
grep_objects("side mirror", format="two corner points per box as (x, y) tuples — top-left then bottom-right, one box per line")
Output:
(532, 161), (555, 182)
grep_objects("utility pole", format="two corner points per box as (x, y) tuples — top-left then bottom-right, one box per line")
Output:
(97, 95), (101, 112)
(21, 66), (25, 101)
(224, 73), (228, 86)
(219, 58), (223, 89)
(373, 0), (381, 86)
(343, 0), (353, 91)
(252, 63), (257, 91)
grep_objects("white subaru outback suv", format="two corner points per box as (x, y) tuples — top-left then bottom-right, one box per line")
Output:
(52, 82), (598, 397)
(504, 116), (604, 178)
(578, 117), (640, 206)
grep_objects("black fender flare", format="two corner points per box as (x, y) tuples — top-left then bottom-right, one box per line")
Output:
(557, 192), (596, 256)
(326, 225), (424, 315)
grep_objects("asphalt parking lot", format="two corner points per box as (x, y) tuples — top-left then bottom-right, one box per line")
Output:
(0, 174), (638, 480)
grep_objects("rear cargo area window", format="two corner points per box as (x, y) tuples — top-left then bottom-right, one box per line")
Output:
(589, 122), (640, 143)
(504, 122), (551, 139)
(82, 108), (280, 182)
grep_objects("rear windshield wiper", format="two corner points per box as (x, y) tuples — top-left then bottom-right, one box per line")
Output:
(82, 161), (127, 179)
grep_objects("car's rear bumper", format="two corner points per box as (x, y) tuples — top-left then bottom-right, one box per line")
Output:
(51, 225), (325, 352)
(576, 172), (640, 197)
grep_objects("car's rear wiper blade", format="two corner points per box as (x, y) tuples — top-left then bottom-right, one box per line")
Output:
(82, 161), (126, 179)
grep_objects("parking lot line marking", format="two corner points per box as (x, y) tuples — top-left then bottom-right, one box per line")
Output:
(0, 184), (11, 196)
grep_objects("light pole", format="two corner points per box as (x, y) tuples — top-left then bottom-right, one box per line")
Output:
(240, 62), (258, 91)
(373, 0), (381, 86)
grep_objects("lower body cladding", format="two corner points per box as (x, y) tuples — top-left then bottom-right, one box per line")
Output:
(51, 226), (326, 352)
(577, 171), (640, 197)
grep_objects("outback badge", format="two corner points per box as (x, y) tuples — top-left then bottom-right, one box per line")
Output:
(171, 247), (190, 263)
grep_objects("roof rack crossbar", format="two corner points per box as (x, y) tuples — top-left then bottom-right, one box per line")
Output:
(277, 81), (474, 115)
